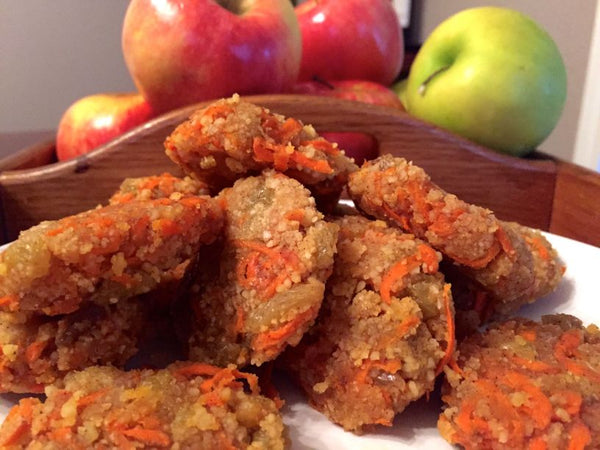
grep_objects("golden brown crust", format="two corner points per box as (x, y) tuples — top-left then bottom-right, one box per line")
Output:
(0, 197), (223, 315)
(281, 215), (454, 432)
(348, 155), (564, 328)
(439, 314), (600, 449)
(0, 362), (285, 449)
(164, 95), (357, 207)
(181, 171), (338, 367)
(109, 172), (210, 204)
(0, 298), (147, 394)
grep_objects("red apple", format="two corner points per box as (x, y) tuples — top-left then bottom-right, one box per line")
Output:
(122, 0), (302, 113)
(291, 79), (406, 164)
(291, 79), (404, 109)
(295, 0), (404, 85)
(56, 92), (155, 161)
(320, 131), (378, 166)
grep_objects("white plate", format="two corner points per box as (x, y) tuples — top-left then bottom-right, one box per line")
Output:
(0, 233), (599, 448)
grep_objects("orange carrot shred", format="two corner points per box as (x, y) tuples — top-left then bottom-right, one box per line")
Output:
(527, 235), (551, 260)
(0, 295), (18, 309)
(356, 359), (403, 384)
(529, 436), (548, 450)
(519, 329), (537, 342)
(120, 427), (171, 447)
(77, 388), (109, 409)
(25, 340), (47, 364)
(567, 421), (592, 450)
(285, 209), (305, 222)
(380, 244), (438, 305)
(495, 226), (515, 258)
(436, 284), (455, 375)
(174, 363), (222, 378)
(555, 330), (600, 383)
(234, 239), (299, 300)
(448, 357), (465, 377)
(48, 427), (73, 444)
(289, 151), (334, 174)
(253, 306), (318, 357)
(302, 138), (341, 156)
(0, 398), (36, 446)
(509, 355), (559, 373)
(554, 390), (583, 416)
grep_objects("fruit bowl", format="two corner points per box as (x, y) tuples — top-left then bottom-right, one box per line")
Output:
(1, 94), (599, 247)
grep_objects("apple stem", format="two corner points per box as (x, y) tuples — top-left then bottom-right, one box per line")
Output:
(312, 75), (335, 91)
(419, 65), (450, 96)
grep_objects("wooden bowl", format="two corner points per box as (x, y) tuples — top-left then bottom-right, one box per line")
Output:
(1, 94), (599, 247)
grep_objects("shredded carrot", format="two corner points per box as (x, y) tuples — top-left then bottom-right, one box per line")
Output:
(448, 357), (465, 377)
(289, 151), (334, 174)
(526, 235), (551, 260)
(233, 307), (245, 333)
(151, 218), (181, 237)
(404, 178), (431, 222)
(396, 315), (421, 338)
(252, 138), (291, 171)
(473, 378), (524, 440)
(264, 116), (303, 142)
(376, 315), (421, 350)
(382, 202), (411, 230)
(110, 273), (137, 287)
(379, 244), (439, 304)
(495, 226), (515, 258)
(301, 138), (341, 156)
(130, 215), (150, 244)
(451, 240), (501, 269)
(198, 366), (260, 398)
(48, 427), (73, 444)
(356, 359), (403, 384)
(529, 436), (548, 450)
(503, 371), (552, 430)
(567, 421), (592, 450)
(0, 398), (36, 446)
(0, 295), (16, 306)
(453, 398), (481, 436)
(174, 363), (222, 378)
(553, 390), (583, 416)
(519, 329), (537, 342)
(120, 427), (171, 447)
(251, 118), (336, 174)
(25, 340), (47, 364)
(252, 305), (319, 357)
(77, 388), (109, 409)
(427, 208), (466, 237)
(555, 330), (600, 383)
(200, 369), (238, 394)
(285, 208), (306, 222)
(234, 239), (299, 300)
(206, 103), (234, 121)
(436, 284), (455, 375)
(0, 295), (18, 311)
(509, 355), (559, 373)
(110, 430), (136, 450)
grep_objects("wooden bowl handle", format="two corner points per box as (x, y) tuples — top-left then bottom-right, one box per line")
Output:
(1, 94), (598, 247)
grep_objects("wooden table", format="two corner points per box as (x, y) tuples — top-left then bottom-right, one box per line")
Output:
(1, 95), (599, 247)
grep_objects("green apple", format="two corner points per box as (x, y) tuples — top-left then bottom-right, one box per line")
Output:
(392, 78), (408, 109)
(405, 7), (567, 156)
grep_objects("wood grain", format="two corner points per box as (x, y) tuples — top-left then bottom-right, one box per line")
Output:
(551, 161), (600, 248)
(0, 94), (598, 247)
